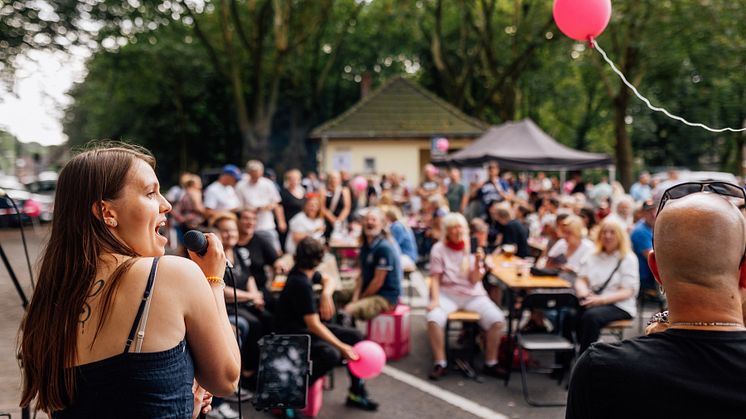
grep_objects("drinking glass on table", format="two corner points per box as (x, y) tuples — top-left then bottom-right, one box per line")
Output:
(502, 244), (517, 259)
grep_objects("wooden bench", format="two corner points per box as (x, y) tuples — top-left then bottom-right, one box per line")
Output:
(602, 319), (634, 341)
(447, 310), (482, 323)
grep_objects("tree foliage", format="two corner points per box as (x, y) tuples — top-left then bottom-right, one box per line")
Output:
(58, 0), (746, 187)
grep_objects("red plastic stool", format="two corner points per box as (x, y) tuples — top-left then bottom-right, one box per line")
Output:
(300, 376), (325, 417)
(366, 304), (411, 360)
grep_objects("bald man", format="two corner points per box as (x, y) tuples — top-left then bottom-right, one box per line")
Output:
(567, 192), (746, 419)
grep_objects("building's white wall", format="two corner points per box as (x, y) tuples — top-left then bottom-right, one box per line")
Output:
(325, 139), (422, 184)
(322, 138), (474, 185)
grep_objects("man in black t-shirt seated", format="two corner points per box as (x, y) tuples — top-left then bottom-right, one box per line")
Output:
(236, 208), (285, 307)
(485, 201), (529, 258)
(274, 237), (379, 412)
(567, 189), (746, 419)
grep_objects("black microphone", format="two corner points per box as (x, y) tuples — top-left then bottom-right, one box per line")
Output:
(184, 230), (208, 256)
(184, 229), (233, 268)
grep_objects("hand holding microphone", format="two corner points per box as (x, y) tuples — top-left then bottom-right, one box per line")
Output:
(184, 230), (227, 280)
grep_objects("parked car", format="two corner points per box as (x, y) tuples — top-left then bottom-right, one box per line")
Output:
(0, 176), (48, 227)
(24, 171), (57, 222)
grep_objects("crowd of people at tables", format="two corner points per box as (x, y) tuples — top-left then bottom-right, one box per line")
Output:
(166, 159), (658, 416)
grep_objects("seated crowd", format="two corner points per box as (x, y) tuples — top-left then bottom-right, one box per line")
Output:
(167, 159), (669, 418)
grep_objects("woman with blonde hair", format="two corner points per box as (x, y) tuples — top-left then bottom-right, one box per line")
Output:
(321, 170), (351, 242)
(574, 217), (639, 353)
(380, 204), (418, 271)
(426, 212), (506, 380)
(280, 169), (306, 226)
(545, 215), (594, 276)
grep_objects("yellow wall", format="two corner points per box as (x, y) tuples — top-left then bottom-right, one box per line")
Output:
(322, 137), (474, 184)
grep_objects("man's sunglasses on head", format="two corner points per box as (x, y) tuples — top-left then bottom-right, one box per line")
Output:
(656, 181), (746, 215)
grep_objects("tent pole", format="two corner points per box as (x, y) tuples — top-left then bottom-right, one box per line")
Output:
(560, 169), (567, 190)
(608, 164), (616, 184)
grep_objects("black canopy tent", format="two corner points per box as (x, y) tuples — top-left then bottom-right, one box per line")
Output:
(438, 118), (612, 170)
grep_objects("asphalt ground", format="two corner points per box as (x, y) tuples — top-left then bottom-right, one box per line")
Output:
(0, 225), (647, 419)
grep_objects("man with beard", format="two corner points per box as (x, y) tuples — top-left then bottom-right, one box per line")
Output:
(344, 208), (402, 320)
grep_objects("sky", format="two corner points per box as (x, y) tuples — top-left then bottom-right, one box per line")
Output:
(0, 48), (89, 146)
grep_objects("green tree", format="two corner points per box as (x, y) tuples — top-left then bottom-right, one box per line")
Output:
(64, 23), (238, 184)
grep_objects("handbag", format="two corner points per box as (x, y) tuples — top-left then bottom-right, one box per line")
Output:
(591, 258), (623, 295)
(498, 335), (531, 369)
(530, 266), (561, 277)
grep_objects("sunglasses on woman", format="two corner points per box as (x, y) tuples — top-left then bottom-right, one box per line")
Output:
(656, 182), (746, 215)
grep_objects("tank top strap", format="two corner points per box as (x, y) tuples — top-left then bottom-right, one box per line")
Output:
(123, 257), (161, 353)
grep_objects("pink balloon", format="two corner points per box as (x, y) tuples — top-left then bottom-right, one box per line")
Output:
(553, 0), (612, 42)
(351, 175), (367, 193)
(348, 341), (386, 379)
(436, 137), (449, 152)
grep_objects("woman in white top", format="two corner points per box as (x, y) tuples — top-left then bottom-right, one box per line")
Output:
(285, 194), (325, 255)
(575, 217), (639, 353)
(546, 215), (594, 276)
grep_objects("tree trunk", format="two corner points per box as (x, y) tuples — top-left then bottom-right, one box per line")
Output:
(219, 0), (254, 164)
(613, 90), (634, 190)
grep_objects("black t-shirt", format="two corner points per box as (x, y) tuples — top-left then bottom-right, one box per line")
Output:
(280, 188), (305, 223)
(502, 220), (529, 258)
(235, 235), (278, 291)
(273, 270), (322, 334)
(567, 329), (746, 419)
(476, 180), (504, 208)
(225, 248), (251, 290)
(486, 218), (529, 258)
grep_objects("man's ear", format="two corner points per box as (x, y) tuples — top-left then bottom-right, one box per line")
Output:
(648, 250), (663, 288)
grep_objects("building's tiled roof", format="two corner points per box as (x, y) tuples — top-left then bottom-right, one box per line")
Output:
(309, 76), (488, 139)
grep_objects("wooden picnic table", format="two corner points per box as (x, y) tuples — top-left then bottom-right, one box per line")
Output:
(487, 254), (572, 385)
(489, 254), (570, 289)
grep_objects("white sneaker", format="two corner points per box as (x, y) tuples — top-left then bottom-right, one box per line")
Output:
(206, 403), (240, 419)
(223, 388), (253, 403)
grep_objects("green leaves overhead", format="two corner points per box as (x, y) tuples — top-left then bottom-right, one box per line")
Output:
(55, 0), (746, 185)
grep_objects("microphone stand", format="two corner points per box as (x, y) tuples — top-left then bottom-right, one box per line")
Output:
(1, 242), (30, 419)
(198, 259), (243, 419)
(1, 197), (32, 419)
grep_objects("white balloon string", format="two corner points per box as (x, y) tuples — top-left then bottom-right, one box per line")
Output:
(592, 39), (746, 133)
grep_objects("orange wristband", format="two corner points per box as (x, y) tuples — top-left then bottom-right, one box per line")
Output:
(206, 276), (225, 288)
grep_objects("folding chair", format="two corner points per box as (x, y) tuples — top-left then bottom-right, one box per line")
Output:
(516, 290), (579, 407)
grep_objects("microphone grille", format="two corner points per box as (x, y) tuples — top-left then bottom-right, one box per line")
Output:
(183, 230), (207, 253)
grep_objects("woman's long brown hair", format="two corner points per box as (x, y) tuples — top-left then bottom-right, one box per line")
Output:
(19, 143), (156, 412)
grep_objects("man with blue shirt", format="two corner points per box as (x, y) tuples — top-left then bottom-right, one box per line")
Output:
(630, 200), (656, 290)
(381, 206), (418, 271)
(474, 161), (511, 215)
(345, 208), (402, 320)
(630, 172), (652, 202)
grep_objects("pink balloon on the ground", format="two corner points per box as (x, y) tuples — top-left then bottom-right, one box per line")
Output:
(436, 137), (449, 152)
(351, 175), (367, 192)
(553, 0), (612, 42)
(348, 340), (386, 379)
